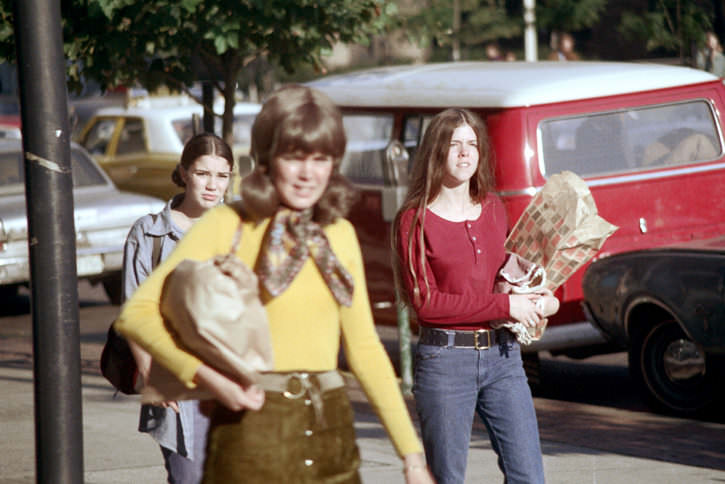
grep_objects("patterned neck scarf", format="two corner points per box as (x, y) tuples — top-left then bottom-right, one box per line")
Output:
(257, 208), (354, 306)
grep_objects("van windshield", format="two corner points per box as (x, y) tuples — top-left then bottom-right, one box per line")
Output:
(539, 100), (722, 178)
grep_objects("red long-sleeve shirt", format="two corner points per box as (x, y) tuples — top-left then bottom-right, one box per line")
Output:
(397, 193), (510, 330)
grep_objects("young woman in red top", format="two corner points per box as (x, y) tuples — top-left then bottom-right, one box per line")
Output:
(393, 108), (550, 484)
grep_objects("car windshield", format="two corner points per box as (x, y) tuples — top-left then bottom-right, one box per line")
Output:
(0, 148), (107, 189)
(539, 99), (722, 177)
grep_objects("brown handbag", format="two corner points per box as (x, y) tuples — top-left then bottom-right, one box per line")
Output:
(142, 220), (274, 403)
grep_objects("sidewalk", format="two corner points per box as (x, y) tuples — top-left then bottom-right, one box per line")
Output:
(1, 362), (724, 483)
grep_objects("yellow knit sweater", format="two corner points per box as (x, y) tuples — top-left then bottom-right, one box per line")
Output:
(115, 203), (422, 457)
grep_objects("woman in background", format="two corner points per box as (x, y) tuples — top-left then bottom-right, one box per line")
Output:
(393, 108), (551, 484)
(122, 132), (233, 484)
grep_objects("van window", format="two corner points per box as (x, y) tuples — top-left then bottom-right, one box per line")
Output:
(403, 115), (434, 166)
(540, 100), (722, 178)
(341, 114), (393, 184)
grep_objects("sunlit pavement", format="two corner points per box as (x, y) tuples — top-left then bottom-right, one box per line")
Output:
(1, 284), (724, 483)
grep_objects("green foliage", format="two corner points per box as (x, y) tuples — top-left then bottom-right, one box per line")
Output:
(404, 0), (520, 57)
(619, 0), (712, 58)
(535, 0), (607, 33)
(0, 0), (396, 144)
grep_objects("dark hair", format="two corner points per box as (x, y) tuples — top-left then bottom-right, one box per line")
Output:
(171, 132), (234, 187)
(240, 84), (358, 225)
(392, 108), (494, 307)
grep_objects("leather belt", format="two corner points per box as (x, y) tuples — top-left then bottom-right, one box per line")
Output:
(257, 371), (345, 426)
(418, 326), (513, 350)
(258, 370), (344, 397)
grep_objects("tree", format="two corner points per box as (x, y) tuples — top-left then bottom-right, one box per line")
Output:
(404, 0), (521, 61)
(619, 0), (713, 63)
(0, 0), (397, 146)
(535, 0), (607, 34)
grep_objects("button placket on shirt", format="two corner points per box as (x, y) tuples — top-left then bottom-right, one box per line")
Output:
(465, 221), (481, 259)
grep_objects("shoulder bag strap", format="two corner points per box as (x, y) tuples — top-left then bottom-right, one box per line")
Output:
(150, 212), (163, 269)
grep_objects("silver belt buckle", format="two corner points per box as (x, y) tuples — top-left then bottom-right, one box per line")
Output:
(283, 372), (308, 399)
(474, 330), (492, 350)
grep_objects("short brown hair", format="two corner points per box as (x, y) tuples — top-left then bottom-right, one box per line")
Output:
(171, 132), (234, 187)
(241, 84), (357, 225)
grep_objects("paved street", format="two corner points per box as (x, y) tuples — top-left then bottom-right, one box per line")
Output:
(1, 282), (724, 483)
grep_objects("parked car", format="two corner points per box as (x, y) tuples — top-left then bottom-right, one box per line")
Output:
(0, 139), (164, 304)
(0, 115), (20, 139)
(75, 94), (260, 201)
(582, 238), (725, 415)
(306, 61), (725, 367)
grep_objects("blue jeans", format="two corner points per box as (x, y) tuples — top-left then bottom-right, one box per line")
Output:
(160, 401), (210, 484)
(413, 336), (544, 484)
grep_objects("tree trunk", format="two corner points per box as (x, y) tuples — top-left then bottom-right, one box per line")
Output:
(221, 52), (241, 148)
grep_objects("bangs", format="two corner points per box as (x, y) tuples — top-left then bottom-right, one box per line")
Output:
(273, 102), (346, 161)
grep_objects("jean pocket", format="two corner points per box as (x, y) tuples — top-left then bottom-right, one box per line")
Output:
(415, 343), (442, 362)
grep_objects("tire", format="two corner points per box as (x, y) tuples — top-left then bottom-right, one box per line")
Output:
(102, 273), (123, 306)
(629, 319), (718, 416)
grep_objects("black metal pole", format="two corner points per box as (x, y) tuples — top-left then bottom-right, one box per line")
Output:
(14, 1), (84, 483)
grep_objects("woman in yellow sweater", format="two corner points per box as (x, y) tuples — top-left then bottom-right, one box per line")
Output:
(115, 85), (434, 484)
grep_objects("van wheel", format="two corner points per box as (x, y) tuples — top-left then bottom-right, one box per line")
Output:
(102, 273), (123, 306)
(629, 319), (718, 416)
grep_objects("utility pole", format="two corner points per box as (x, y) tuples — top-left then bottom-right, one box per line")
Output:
(14, 1), (84, 483)
(452, 0), (461, 61)
(524, 0), (538, 61)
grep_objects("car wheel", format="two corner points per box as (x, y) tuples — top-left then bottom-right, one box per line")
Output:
(102, 273), (123, 306)
(629, 319), (718, 416)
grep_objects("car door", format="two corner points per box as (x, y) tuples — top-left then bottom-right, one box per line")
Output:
(530, 83), (725, 303)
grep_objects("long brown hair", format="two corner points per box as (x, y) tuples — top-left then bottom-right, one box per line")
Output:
(240, 84), (358, 225)
(392, 108), (494, 307)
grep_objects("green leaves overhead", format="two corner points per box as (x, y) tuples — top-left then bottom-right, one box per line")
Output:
(0, 0), (393, 144)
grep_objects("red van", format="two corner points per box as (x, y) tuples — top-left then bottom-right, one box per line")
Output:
(307, 61), (725, 363)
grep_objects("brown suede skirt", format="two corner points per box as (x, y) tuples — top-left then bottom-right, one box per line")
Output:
(202, 376), (361, 484)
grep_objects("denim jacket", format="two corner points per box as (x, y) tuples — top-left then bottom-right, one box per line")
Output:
(121, 194), (200, 459)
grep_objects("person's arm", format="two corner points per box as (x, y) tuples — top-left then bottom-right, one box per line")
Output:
(396, 209), (510, 324)
(120, 220), (156, 382)
(115, 206), (236, 389)
(336, 221), (425, 459)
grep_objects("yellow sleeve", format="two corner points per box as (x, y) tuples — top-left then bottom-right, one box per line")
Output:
(114, 205), (241, 388)
(334, 220), (423, 457)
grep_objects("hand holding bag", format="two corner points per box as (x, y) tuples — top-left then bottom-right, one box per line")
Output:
(142, 220), (275, 404)
(491, 253), (556, 345)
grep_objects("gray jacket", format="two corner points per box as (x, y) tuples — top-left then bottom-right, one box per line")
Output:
(121, 194), (201, 459)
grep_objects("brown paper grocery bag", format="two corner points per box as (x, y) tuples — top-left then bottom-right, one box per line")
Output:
(504, 171), (618, 291)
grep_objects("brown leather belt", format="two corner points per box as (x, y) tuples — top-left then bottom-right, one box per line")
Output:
(418, 326), (513, 350)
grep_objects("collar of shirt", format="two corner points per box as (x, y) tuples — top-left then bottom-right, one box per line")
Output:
(147, 193), (185, 240)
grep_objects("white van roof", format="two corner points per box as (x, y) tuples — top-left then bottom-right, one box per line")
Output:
(307, 61), (719, 108)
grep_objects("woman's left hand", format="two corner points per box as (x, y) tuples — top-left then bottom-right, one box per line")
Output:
(193, 363), (265, 411)
(403, 453), (436, 484)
